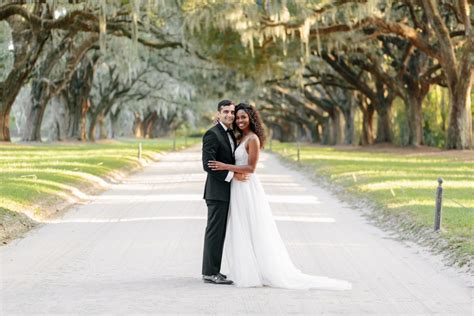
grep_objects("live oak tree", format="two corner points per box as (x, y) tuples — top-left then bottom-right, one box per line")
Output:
(1, 1), (472, 148)
(0, 4), (49, 141)
(22, 30), (99, 141)
(63, 52), (100, 140)
(188, 0), (472, 149)
(0, 1), (182, 142)
(283, 1), (473, 148)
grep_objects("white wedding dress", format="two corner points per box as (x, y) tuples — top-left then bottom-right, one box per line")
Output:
(225, 137), (352, 290)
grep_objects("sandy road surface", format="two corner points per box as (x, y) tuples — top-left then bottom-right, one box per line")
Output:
(1, 147), (472, 315)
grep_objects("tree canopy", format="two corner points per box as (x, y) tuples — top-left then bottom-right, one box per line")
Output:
(0, 0), (472, 149)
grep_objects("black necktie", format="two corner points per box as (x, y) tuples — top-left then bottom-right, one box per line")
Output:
(226, 129), (236, 152)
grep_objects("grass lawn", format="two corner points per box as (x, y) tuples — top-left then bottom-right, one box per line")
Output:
(0, 137), (200, 221)
(269, 142), (473, 267)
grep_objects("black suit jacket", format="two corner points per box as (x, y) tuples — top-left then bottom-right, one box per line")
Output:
(202, 123), (236, 202)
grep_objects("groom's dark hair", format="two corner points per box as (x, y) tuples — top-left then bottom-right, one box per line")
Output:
(217, 99), (234, 112)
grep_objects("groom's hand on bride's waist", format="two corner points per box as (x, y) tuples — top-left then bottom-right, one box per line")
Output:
(234, 172), (249, 182)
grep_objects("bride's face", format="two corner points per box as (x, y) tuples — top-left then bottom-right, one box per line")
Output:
(235, 109), (250, 131)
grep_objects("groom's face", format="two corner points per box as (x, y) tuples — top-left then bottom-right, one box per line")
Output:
(217, 104), (235, 128)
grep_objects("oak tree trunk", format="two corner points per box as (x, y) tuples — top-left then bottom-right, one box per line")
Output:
(360, 104), (375, 146)
(446, 84), (473, 149)
(375, 104), (393, 144)
(22, 82), (48, 141)
(406, 93), (424, 146)
(66, 56), (97, 140)
(0, 13), (49, 141)
(133, 112), (144, 138)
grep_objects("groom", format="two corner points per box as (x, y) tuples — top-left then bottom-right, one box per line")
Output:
(201, 99), (246, 285)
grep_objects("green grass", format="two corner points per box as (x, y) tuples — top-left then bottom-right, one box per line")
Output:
(0, 137), (200, 218)
(269, 142), (474, 265)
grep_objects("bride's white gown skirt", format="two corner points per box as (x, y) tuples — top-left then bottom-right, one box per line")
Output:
(225, 143), (351, 290)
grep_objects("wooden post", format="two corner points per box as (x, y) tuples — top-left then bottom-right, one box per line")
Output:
(173, 134), (176, 151)
(296, 142), (300, 162)
(295, 123), (300, 162)
(268, 129), (273, 152)
(434, 177), (443, 231)
(138, 142), (142, 160)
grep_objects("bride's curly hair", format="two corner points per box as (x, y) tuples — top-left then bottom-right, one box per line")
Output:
(233, 103), (266, 148)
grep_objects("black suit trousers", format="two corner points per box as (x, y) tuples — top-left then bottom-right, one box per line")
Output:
(202, 199), (230, 276)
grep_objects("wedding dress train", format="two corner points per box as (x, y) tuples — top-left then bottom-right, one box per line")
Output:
(225, 138), (351, 290)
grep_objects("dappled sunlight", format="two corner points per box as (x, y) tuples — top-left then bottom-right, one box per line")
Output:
(108, 183), (164, 190)
(0, 139), (200, 223)
(267, 195), (321, 204)
(299, 153), (463, 165)
(124, 173), (205, 185)
(335, 169), (472, 179)
(0, 168), (109, 186)
(257, 174), (296, 182)
(286, 241), (366, 248)
(149, 162), (201, 170)
(359, 180), (473, 191)
(272, 143), (474, 264)
(43, 216), (207, 224)
(261, 179), (308, 189)
(42, 215), (335, 224)
(273, 215), (335, 223)
(272, 210), (331, 217)
(1, 161), (112, 171)
(94, 194), (202, 202)
(0, 152), (141, 161)
(0, 198), (37, 218)
(2, 180), (88, 206)
(386, 199), (474, 209)
(7, 178), (101, 201)
(78, 194), (322, 205)
(3, 180), (70, 197)
(261, 182), (300, 187)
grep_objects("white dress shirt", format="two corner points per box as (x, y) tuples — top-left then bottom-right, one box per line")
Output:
(218, 121), (235, 182)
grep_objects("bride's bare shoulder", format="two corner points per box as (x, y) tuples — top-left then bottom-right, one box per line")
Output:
(248, 133), (260, 146)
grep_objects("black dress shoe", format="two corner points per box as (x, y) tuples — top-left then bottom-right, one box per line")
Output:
(218, 273), (227, 279)
(202, 274), (233, 285)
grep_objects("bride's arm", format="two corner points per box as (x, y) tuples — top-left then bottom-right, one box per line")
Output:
(208, 136), (260, 173)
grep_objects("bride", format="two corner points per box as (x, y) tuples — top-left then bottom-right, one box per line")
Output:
(208, 103), (351, 290)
